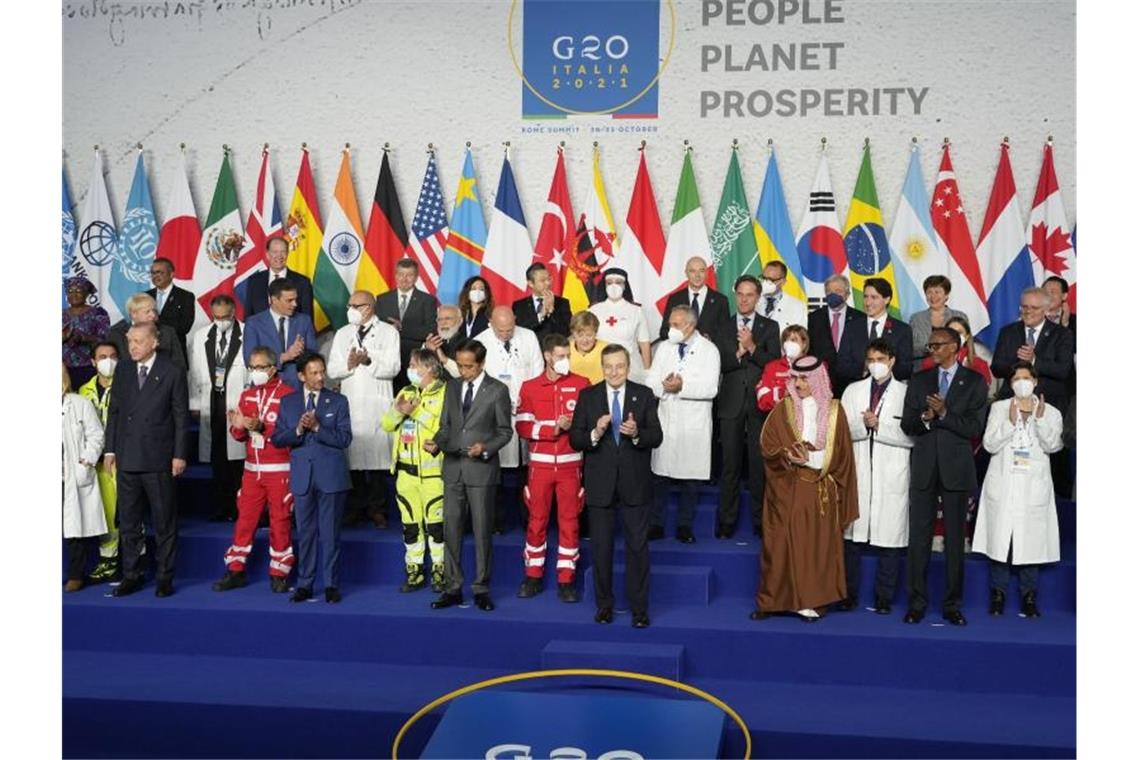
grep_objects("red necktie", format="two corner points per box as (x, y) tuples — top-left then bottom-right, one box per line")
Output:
(831, 311), (841, 348)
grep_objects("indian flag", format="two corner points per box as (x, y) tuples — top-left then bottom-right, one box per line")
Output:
(313, 150), (369, 332)
(285, 149), (327, 329)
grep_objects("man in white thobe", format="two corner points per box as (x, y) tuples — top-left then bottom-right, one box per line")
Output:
(647, 304), (721, 543)
(327, 290), (401, 529)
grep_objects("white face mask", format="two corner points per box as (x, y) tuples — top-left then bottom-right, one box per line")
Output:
(667, 327), (685, 344)
(96, 357), (117, 378)
(468, 289), (486, 304)
(249, 370), (271, 387)
(552, 357), (571, 376)
(346, 308), (363, 326)
(407, 368), (423, 387)
(606, 283), (625, 301)
(213, 318), (233, 333)
(760, 279), (778, 296)
(783, 341), (803, 360)
(1011, 378), (1036, 399)
(867, 361), (892, 381)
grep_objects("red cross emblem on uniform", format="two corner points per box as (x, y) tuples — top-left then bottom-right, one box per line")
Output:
(605, 315), (618, 327)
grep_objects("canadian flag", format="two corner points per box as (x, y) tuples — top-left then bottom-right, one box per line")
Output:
(1026, 142), (1076, 311)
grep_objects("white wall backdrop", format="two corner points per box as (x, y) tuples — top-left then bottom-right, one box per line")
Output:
(63, 0), (1075, 266)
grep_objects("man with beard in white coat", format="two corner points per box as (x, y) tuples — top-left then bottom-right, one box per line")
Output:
(476, 305), (544, 533)
(647, 305), (721, 543)
(839, 339), (914, 615)
(327, 290), (402, 529)
(975, 361), (1064, 619)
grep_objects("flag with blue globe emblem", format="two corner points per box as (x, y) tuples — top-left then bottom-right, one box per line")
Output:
(77, 149), (123, 323)
(116, 153), (160, 317)
(63, 168), (77, 306)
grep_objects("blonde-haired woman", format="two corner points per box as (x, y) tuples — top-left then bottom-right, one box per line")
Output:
(62, 364), (107, 591)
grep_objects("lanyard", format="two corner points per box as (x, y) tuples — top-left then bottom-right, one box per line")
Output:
(255, 383), (282, 421)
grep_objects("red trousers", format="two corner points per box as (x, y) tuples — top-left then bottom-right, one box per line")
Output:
(522, 466), (583, 583)
(224, 470), (295, 577)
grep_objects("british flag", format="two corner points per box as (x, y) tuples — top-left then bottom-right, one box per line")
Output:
(406, 154), (449, 294)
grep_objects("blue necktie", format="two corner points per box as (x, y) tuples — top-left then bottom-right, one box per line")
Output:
(678, 343), (687, 360)
(306, 391), (316, 413)
(462, 382), (474, 418)
(939, 370), (950, 397)
(611, 390), (622, 446)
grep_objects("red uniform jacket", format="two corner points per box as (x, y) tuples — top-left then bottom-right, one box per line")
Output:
(515, 371), (590, 467)
(230, 377), (295, 469)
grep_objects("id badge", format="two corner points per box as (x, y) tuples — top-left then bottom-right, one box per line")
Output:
(498, 373), (512, 383)
(1011, 448), (1031, 473)
(400, 419), (417, 445)
(251, 433), (265, 450)
(214, 365), (226, 389)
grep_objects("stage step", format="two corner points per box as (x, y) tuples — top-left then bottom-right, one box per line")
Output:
(582, 563), (712, 606)
(540, 639), (686, 680)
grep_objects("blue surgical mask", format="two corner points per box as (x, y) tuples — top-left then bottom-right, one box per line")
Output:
(825, 292), (846, 309)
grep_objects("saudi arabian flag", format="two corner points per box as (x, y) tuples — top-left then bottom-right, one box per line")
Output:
(710, 149), (758, 312)
(313, 151), (368, 331)
(843, 144), (902, 318)
(660, 149), (713, 306)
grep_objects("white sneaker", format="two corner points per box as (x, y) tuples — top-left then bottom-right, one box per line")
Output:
(931, 535), (945, 553)
(797, 608), (820, 618)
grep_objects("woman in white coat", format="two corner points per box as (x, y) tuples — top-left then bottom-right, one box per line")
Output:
(975, 361), (1063, 618)
(62, 365), (107, 592)
(839, 340), (914, 614)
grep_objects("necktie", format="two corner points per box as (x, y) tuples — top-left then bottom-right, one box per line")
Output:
(611, 390), (622, 445)
(1027, 326), (1037, 347)
(764, 296), (776, 316)
(399, 293), (409, 320)
(939, 369), (950, 397)
(742, 315), (752, 329)
(869, 320), (879, 340)
(357, 325), (368, 345)
(137, 364), (148, 390)
(535, 298), (543, 319)
(217, 331), (227, 363)
(690, 291), (701, 319)
(306, 391), (316, 413)
(278, 316), (286, 351)
(157, 290), (166, 312)
(678, 343), (687, 360)
(504, 338), (512, 355)
(462, 381), (474, 417)
(831, 311), (841, 349)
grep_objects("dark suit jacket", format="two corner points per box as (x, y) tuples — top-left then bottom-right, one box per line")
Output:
(569, 380), (664, 507)
(459, 309), (490, 340)
(433, 375), (514, 487)
(108, 320), (188, 372)
(377, 288), (439, 371)
(242, 309), (319, 388)
(990, 320), (1075, 409)
(146, 285), (196, 348)
(271, 388), (353, 495)
(841, 313), (915, 383)
(807, 305), (866, 396)
(901, 365), (988, 492)
(104, 352), (189, 472)
(513, 294), (572, 341)
(658, 287), (732, 343)
(242, 269), (315, 319)
(717, 313), (780, 419)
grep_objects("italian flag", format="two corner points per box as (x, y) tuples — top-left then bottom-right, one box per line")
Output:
(657, 149), (714, 316)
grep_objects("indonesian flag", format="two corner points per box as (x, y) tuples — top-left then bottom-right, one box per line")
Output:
(158, 151), (202, 303)
(931, 144), (989, 338)
(363, 151), (406, 294)
(619, 150), (668, 336)
(658, 149), (714, 318)
(186, 151), (244, 330)
(533, 148), (576, 296)
(481, 154), (532, 306)
(1026, 142), (1076, 310)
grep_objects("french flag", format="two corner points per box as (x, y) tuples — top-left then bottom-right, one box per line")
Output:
(480, 154), (531, 307)
(1025, 141), (1075, 310)
(976, 142), (1031, 349)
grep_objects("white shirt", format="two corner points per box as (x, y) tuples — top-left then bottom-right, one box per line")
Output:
(800, 396), (826, 470)
(155, 284), (173, 311)
(1024, 321), (1045, 345)
(269, 308), (290, 337)
(462, 371), (486, 400)
(592, 382), (627, 445)
(269, 268), (288, 282)
(687, 285), (708, 312)
(137, 353), (157, 375)
(829, 305), (848, 345)
(866, 312), (888, 339)
(533, 295), (547, 321)
(736, 311), (757, 331)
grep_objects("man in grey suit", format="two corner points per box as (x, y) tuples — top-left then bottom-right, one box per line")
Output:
(428, 339), (513, 611)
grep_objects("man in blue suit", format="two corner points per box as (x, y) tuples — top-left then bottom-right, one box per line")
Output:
(244, 278), (319, 389)
(271, 352), (353, 603)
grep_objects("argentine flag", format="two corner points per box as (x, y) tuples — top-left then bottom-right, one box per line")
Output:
(888, 146), (944, 320)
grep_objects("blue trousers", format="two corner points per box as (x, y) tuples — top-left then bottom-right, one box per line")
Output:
(294, 488), (347, 591)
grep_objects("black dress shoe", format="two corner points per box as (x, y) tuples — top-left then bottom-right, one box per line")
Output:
(942, 610), (968, 626)
(903, 609), (925, 624)
(989, 589), (1006, 616)
(431, 592), (463, 609)
(647, 525), (665, 541)
(873, 598), (891, 615)
(1020, 591), (1041, 618)
(594, 607), (613, 624)
(517, 578), (543, 598)
(632, 613), (650, 629)
(474, 593), (494, 611)
(112, 578), (143, 597)
(835, 596), (858, 612)
(675, 526), (696, 544)
(270, 576), (289, 594)
(714, 525), (732, 540)
(155, 580), (174, 598)
(749, 608), (768, 621)
(290, 587), (314, 603)
(212, 570), (248, 592)
(557, 583), (579, 603)
(325, 587), (342, 603)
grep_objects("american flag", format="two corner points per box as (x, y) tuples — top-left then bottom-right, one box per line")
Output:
(407, 154), (449, 294)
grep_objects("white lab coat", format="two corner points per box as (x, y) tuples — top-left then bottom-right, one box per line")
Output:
(762, 292), (808, 335)
(841, 377), (914, 547)
(647, 332), (721, 480)
(590, 298), (652, 384)
(187, 322), (248, 462)
(62, 393), (107, 539)
(974, 398), (1064, 565)
(327, 317), (402, 470)
(475, 325), (544, 468)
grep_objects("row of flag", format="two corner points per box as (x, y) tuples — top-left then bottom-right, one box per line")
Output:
(62, 139), (1075, 347)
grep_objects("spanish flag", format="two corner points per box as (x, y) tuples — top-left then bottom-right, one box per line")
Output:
(843, 144), (902, 318)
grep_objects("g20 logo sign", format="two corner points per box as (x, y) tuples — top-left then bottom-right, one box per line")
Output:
(510, 0), (674, 118)
(486, 745), (644, 760)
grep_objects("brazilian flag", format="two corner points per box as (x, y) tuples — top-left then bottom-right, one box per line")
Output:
(843, 145), (901, 318)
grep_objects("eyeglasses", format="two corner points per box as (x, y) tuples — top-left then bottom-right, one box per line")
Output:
(348, 303), (369, 310)
(926, 341), (952, 349)
(248, 364), (274, 371)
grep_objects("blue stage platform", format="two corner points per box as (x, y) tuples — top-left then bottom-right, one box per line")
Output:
(63, 469), (1076, 758)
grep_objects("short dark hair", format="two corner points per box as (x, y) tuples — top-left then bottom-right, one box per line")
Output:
(600, 343), (630, 364)
(297, 352), (325, 374)
(455, 338), (486, 364)
(93, 340), (119, 357)
(734, 274), (761, 293)
(762, 260), (788, 278)
(541, 333), (570, 354)
(864, 277), (893, 301)
(922, 274), (951, 293)
(152, 257), (175, 274)
(1009, 360), (1038, 381)
(395, 258), (419, 273)
(265, 235), (288, 251)
(210, 293), (236, 309)
(930, 326), (961, 351)
(865, 338), (895, 359)
(1043, 275), (1069, 294)
(526, 262), (548, 282)
(268, 277), (298, 300)
(249, 345), (278, 366)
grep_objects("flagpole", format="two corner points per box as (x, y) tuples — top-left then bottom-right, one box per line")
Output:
(427, 142), (435, 155)
(912, 136), (918, 153)
(683, 139), (691, 154)
(383, 142), (390, 154)
(638, 140), (646, 152)
(820, 136), (827, 153)
(502, 141), (510, 160)
(766, 137), (772, 155)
